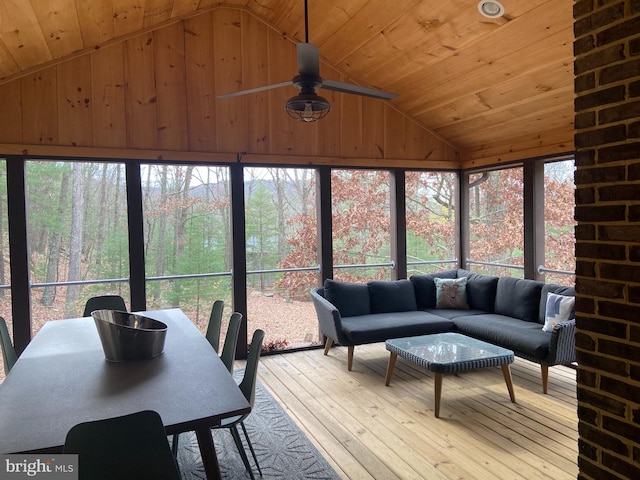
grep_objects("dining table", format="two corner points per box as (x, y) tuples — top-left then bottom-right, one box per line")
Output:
(0, 308), (250, 480)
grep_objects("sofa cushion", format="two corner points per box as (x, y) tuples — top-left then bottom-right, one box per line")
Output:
(538, 284), (575, 324)
(494, 277), (544, 322)
(422, 308), (486, 320)
(410, 269), (458, 309)
(341, 311), (455, 344)
(457, 270), (499, 312)
(435, 277), (469, 309)
(542, 292), (575, 332)
(324, 279), (370, 317)
(453, 314), (551, 359)
(368, 280), (417, 313)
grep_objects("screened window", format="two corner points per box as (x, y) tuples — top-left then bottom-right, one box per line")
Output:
(244, 167), (319, 351)
(141, 164), (232, 334)
(543, 159), (576, 286)
(405, 171), (458, 275)
(331, 169), (392, 281)
(468, 167), (524, 277)
(0, 160), (10, 380)
(26, 160), (130, 332)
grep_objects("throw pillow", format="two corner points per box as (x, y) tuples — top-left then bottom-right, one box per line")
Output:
(543, 292), (575, 332)
(410, 270), (458, 309)
(434, 277), (469, 309)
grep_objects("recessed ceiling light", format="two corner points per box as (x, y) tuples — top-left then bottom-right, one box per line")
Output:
(478, 0), (505, 18)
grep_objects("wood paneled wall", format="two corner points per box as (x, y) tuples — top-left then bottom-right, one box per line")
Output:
(0, 7), (458, 169)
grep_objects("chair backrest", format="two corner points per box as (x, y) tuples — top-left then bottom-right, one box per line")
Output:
(83, 295), (127, 317)
(205, 299), (225, 353)
(63, 410), (181, 480)
(220, 312), (243, 373)
(0, 316), (17, 374)
(239, 329), (265, 408)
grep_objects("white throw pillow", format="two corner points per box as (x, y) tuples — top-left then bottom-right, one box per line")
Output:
(543, 292), (575, 332)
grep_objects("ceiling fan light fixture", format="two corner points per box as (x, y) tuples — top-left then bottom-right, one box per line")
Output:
(285, 93), (331, 123)
(477, 0), (505, 18)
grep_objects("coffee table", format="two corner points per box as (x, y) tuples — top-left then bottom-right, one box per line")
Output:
(385, 332), (516, 417)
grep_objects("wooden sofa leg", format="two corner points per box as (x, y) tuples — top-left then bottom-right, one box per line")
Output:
(541, 365), (549, 394)
(347, 346), (354, 371)
(323, 337), (333, 355)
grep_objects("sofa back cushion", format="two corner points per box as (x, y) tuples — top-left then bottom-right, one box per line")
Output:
(410, 269), (458, 309)
(494, 277), (544, 322)
(457, 270), (499, 312)
(538, 284), (575, 324)
(324, 279), (370, 317)
(368, 279), (417, 313)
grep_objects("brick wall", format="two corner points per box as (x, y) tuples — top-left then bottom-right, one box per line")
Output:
(573, 1), (640, 479)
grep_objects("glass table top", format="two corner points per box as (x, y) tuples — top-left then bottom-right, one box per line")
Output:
(385, 332), (513, 365)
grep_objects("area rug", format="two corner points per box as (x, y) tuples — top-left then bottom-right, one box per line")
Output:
(176, 372), (341, 480)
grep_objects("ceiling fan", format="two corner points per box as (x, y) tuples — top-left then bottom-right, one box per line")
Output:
(217, 0), (398, 123)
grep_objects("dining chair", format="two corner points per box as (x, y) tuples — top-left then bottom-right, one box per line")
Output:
(204, 299), (225, 352)
(63, 410), (181, 480)
(220, 312), (243, 373)
(82, 294), (127, 317)
(171, 311), (243, 457)
(214, 328), (265, 480)
(0, 316), (17, 375)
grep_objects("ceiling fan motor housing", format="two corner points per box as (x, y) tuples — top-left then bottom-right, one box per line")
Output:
(292, 74), (323, 91)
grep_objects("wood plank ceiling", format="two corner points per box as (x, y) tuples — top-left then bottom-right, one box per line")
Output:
(0, 0), (574, 167)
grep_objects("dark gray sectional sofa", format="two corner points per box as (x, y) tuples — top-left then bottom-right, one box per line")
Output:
(310, 269), (576, 393)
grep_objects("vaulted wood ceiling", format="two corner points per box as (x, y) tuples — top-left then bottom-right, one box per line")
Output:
(0, 0), (574, 167)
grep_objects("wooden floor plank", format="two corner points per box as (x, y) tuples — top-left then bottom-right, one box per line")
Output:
(292, 350), (514, 480)
(257, 343), (579, 480)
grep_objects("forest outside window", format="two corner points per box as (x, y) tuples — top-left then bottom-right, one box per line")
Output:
(244, 167), (320, 351)
(331, 169), (392, 281)
(141, 164), (232, 335)
(405, 171), (458, 276)
(25, 160), (130, 334)
(542, 159), (576, 287)
(467, 167), (524, 277)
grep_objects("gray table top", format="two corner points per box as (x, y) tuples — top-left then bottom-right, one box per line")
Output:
(0, 308), (250, 454)
(385, 332), (514, 374)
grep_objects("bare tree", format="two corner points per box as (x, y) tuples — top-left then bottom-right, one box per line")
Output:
(64, 163), (85, 317)
(268, 168), (287, 260)
(154, 165), (168, 303)
(94, 163), (109, 265)
(42, 171), (71, 306)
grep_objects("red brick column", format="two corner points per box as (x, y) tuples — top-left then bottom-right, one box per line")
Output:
(574, 1), (640, 479)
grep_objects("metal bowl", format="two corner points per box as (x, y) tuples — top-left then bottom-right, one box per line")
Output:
(91, 310), (168, 362)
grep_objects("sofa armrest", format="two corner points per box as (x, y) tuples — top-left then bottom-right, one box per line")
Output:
(310, 288), (351, 346)
(545, 318), (576, 365)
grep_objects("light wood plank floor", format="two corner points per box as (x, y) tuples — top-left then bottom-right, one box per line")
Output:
(257, 343), (578, 480)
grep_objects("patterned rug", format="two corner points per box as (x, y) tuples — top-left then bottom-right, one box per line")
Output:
(176, 373), (341, 480)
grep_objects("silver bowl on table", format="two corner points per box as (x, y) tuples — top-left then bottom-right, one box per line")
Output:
(91, 310), (168, 362)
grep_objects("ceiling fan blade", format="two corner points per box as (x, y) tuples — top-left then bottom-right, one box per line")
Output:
(321, 79), (398, 100)
(217, 81), (292, 98)
(297, 43), (320, 76)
